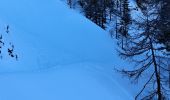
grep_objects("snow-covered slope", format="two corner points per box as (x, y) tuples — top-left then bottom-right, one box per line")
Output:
(0, 0), (133, 99)
(0, 0), (117, 71)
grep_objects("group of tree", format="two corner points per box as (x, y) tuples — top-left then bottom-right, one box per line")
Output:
(67, 0), (116, 29)
(66, 0), (170, 99)
(66, 0), (132, 30)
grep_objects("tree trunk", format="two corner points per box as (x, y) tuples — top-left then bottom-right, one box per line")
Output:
(150, 38), (162, 100)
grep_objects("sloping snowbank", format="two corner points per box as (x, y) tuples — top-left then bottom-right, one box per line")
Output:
(0, 63), (132, 100)
(0, 0), (116, 71)
(0, 0), (133, 99)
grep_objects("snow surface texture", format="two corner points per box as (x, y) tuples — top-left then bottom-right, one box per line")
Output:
(0, 0), (133, 100)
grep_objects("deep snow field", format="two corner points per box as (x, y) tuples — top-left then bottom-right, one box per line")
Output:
(0, 0), (135, 99)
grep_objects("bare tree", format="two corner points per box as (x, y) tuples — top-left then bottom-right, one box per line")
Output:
(117, 5), (170, 99)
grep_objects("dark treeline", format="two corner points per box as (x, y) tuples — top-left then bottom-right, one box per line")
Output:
(67, 0), (170, 99)
(77, 0), (115, 29)
(68, 0), (116, 29)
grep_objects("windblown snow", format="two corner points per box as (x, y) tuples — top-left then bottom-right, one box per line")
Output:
(0, 0), (133, 100)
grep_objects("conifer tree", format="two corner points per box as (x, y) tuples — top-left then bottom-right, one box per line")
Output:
(117, 0), (131, 49)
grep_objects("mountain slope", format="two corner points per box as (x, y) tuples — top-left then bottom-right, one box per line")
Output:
(0, 0), (133, 99)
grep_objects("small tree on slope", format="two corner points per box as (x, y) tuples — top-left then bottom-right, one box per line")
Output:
(0, 25), (18, 60)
